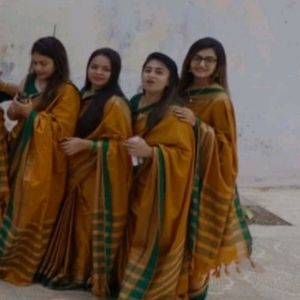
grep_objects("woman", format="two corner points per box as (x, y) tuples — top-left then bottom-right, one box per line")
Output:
(0, 36), (80, 285)
(36, 48), (132, 298)
(119, 52), (195, 299)
(174, 37), (252, 299)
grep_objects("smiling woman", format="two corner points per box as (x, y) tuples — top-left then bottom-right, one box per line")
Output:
(35, 48), (132, 299)
(174, 37), (253, 299)
(87, 54), (112, 89)
(0, 36), (80, 285)
(119, 52), (195, 299)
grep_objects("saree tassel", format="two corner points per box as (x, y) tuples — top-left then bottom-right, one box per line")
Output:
(212, 266), (221, 278)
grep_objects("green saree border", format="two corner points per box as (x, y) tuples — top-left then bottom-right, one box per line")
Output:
(234, 188), (253, 251)
(127, 147), (165, 299)
(183, 87), (226, 99)
(0, 110), (37, 253)
(188, 118), (202, 252)
(191, 284), (209, 300)
(101, 138), (114, 296)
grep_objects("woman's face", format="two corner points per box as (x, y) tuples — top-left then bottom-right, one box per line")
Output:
(189, 48), (218, 81)
(142, 59), (170, 94)
(31, 52), (55, 81)
(87, 54), (112, 89)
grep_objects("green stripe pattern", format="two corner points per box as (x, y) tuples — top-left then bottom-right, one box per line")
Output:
(0, 111), (37, 253)
(188, 118), (202, 253)
(121, 147), (165, 299)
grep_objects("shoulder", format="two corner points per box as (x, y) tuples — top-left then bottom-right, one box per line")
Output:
(104, 95), (131, 116)
(58, 82), (80, 96)
(166, 105), (194, 129)
(107, 95), (130, 108)
(211, 89), (234, 113)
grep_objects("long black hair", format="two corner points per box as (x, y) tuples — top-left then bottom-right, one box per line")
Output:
(141, 52), (179, 135)
(28, 36), (70, 110)
(178, 37), (228, 95)
(76, 48), (124, 138)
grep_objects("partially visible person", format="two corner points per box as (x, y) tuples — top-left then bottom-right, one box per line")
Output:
(0, 72), (20, 220)
(119, 52), (195, 299)
(174, 37), (252, 299)
(0, 79), (19, 101)
(36, 48), (132, 299)
(0, 107), (9, 223)
(0, 36), (80, 285)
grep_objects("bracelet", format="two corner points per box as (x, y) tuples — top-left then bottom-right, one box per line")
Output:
(90, 140), (98, 152)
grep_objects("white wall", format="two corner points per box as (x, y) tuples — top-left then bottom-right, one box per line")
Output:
(0, 0), (299, 187)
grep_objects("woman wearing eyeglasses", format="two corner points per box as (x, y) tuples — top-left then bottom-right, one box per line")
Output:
(174, 37), (252, 299)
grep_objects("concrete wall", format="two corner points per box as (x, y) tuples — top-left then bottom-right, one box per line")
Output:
(0, 0), (299, 187)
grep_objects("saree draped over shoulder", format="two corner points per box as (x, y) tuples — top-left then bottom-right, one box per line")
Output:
(118, 95), (195, 300)
(0, 81), (80, 285)
(0, 108), (9, 222)
(36, 95), (132, 298)
(183, 86), (252, 298)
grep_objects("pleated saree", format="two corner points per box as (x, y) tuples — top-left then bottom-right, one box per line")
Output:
(118, 95), (195, 300)
(0, 80), (80, 285)
(182, 85), (252, 299)
(36, 94), (132, 298)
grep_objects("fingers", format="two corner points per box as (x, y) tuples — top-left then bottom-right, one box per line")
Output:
(60, 144), (73, 156)
(124, 141), (138, 156)
(60, 141), (72, 152)
(174, 108), (190, 118)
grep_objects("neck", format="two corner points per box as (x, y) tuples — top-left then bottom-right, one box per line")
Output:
(142, 91), (162, 106)
(35, 78), (48, 91)
(192, 77), (211, 88)
(91, 84), (103, 92)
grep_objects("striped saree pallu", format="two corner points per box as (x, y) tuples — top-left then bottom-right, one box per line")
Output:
(187, 119), (252, 299)
(0, 83), (80, 285)
(91, 139), (129, 297)
(36, 96), (132, 298)
(119, 103), (195, 299)
(118, 148), (163, 300)
(37, 140), (128, 297)
(119, 148), (188, 300)
(0, 112), (55, 283)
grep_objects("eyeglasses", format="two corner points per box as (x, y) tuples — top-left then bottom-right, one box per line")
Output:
(191, 55), (217, 66)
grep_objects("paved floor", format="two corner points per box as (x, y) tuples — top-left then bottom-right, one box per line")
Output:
(0, 187), (299, 300)
(209, 187), (300, 300)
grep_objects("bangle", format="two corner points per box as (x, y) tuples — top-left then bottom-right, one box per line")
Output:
(90, 140), (98, 152)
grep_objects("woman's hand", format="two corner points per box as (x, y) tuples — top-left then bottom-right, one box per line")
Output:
(7, 95), (32, 120)
(8, 97), (33, 119)
(124, 136), (153, 158)
(60, 137), (91, 156)
(173, 107), (196, 126)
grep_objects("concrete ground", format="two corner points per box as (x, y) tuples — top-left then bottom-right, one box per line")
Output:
(0, 187), (299, 300)
(209, 187), (300, 300)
